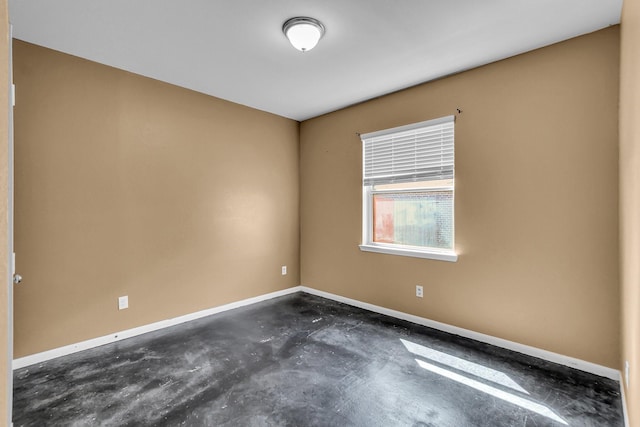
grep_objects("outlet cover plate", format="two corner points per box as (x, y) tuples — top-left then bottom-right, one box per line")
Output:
(416, 285), (423, 298)
(118, 296), (129, 310)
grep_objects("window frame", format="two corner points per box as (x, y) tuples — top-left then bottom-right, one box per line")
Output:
(359, 116), (458, 262)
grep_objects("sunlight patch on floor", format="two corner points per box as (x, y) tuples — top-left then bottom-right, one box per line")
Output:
(400, 339), (528, 394)
(402, 339), (568, 425)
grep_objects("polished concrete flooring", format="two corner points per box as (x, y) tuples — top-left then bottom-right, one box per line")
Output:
(13, 292), (623, 426)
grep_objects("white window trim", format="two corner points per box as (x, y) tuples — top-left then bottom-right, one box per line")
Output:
(359, 243), (458, 262)
(360, 115), (458, 262)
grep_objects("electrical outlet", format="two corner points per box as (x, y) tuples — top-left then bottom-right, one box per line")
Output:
(625, 360), (630, 387)
(281, 265), (287, 275)
(118, 296), (129, 310)
(416, 285), (423, 298)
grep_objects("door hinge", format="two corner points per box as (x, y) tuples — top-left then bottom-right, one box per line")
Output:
(11, 83), (15, 107)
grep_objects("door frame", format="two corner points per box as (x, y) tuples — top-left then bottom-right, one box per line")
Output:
(6, 21), (13, 426)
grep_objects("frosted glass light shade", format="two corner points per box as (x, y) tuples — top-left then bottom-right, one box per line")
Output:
(283, 17), (325, 52)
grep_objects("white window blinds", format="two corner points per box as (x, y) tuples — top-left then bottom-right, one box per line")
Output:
(361, 115), (454, 186)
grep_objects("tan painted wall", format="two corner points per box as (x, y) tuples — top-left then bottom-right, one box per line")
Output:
(0, 0), (9, 422)
(620, 0), (640, 424)
(12, 41), (300, 357)
(301, 27), (621, 368)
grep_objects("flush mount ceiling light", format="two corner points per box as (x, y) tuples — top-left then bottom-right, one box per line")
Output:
(282, 17), (325, 52)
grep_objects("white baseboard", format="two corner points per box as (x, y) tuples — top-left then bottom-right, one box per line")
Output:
(300, 286), (621, 381)
(14, 284), (621, 385)
(620, 381), (630, 427)
(13, 286), (303, 370)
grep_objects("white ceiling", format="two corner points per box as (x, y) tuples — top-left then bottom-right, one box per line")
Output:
(9, 0), (622, 121)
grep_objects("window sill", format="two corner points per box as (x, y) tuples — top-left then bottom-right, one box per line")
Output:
(359, 244), (458, 262)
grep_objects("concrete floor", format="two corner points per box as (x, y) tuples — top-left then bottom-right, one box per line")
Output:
(13, 292), (623, 426)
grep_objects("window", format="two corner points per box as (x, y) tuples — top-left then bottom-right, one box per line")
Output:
(359, 115), (457, 262)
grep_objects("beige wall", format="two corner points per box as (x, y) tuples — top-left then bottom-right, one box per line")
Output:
(0, 0), (9, 422)
(301, 27), (621, 368)
(620, 0), (640, 424)
(12, 41), (300, 357)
